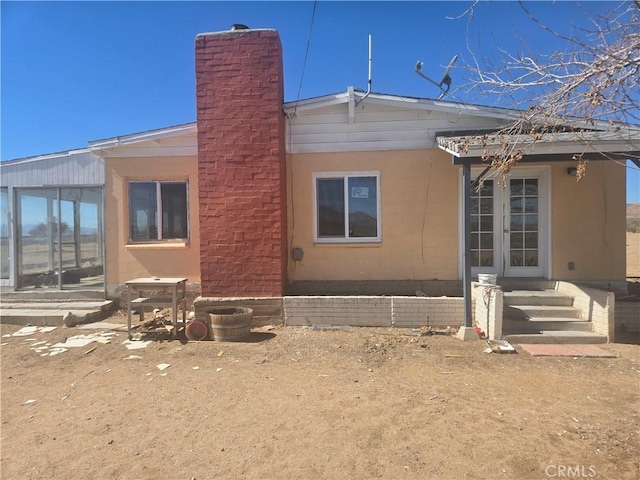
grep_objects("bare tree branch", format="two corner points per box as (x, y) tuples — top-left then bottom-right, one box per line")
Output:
(455, 1), (640, 178)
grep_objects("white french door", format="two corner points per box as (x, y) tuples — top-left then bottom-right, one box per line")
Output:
(464, 167), (550, 278)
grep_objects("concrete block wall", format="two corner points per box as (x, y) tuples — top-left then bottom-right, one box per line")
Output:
(284, 296), (465, 328)
(556, 281), (614, 340)
(472, 283), (503, 340)
(195, 28), (287, 297)
(284, 296), (392, 327)
(392, 297), (464, 328)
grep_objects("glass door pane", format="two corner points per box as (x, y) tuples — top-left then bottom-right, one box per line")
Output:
(509, 179), (539, 268)
(60, 188), (104, 289)
(470, 180), (495, 268)
(77, 188), (104, 289)
(16, 188), (60, 289)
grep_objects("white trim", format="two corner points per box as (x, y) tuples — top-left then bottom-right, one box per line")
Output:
(1, 148), (95, 166)
(503, 167), (550, 278)
(312, 171), (381, 244)
(91, 146), (197, 158)
(284, 89), (520, 122)
(88, 123), (196, 150)
(285, 92), (350, 115)
(546, 171), (553, 280)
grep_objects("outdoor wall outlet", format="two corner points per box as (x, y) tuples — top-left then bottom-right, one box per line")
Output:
(292, 247), (304, 261)
(568, 261), (575, 271)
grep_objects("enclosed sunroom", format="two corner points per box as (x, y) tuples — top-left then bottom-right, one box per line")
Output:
(0, 150), (105, 292)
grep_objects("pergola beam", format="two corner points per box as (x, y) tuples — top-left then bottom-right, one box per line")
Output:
(451, 152), (638, 165)
(461, 159), (473, 329)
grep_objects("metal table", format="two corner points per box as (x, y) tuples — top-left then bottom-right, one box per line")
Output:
(126, 277), (187, 339)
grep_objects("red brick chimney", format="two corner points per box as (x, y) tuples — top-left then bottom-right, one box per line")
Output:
(195, 28), (287, 296)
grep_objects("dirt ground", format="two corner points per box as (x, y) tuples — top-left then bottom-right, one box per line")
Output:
(1, 314), (638, 480)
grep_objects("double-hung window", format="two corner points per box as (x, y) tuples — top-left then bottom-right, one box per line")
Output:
(129, 181), (188, 242)
(314, 172), (381, 243)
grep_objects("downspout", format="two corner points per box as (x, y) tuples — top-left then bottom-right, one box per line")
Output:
(355, 35), (372, 107)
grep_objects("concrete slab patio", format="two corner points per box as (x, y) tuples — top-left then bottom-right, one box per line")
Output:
(518, 344), (618, 357)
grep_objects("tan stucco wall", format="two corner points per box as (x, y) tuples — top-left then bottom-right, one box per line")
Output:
(105, 156), (200, 295)
(287, 152), (626, 284)
(287, 149), (460, 282)
(550, 160), (626, 281)
(102, 150), (624, 295)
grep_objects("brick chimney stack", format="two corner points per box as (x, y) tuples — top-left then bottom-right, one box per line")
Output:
(195, 28), (287, 296)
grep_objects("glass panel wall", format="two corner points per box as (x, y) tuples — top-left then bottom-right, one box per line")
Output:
(16, 187), (103, 290)
(60, 188), (104, 288)
(0, 188), (9, 279)
(16, 188), (60, 288)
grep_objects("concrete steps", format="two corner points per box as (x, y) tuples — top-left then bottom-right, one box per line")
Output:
(504, 290), (573, 306)
(0, 298), (116, 326)
(502, 289), (606, 344)
(505, 317), (592, 332)
(504, 304), (581, 320)
(498, 278), (557, 291)
(0, 289), (106, 301)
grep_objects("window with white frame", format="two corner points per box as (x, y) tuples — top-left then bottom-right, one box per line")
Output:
(129, 181), (188, 242)
(314, 173), (380, 242)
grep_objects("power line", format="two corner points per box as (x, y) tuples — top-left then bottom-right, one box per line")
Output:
(294, 0), (317, 112)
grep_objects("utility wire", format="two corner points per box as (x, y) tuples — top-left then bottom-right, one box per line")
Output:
(294, 0), (317, 112)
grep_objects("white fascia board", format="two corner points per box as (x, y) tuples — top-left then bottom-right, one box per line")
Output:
(1, 148), (96, 165)
(88, 123), (196, 150)
(366, 94), (520, 121)
(284, 91), (350, 115)
(285, 89), (520, 123)
(96, 146), (198, 158)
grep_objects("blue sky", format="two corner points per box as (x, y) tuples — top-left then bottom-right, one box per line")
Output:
(1, 1), (638, 202)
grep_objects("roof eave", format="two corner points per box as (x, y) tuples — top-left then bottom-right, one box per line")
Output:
(283, 88), (521, 122)
(88, 123), (196, 151)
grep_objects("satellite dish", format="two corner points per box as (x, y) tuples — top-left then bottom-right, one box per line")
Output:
(414, 55), (458, 99)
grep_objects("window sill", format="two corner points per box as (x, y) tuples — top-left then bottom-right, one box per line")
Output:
(126, 241), (190, 249)
(314, 240), (381, 246)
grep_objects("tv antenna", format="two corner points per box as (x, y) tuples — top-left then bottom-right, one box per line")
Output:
(414, 55), (458, 100)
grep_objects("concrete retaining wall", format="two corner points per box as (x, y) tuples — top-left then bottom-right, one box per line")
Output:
(283, 296), (464, 328)
(392, 297), (464, 328)
(556, 281), (615, 341)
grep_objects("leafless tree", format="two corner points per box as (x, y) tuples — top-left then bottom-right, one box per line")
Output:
(454, 1), (640, 179)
